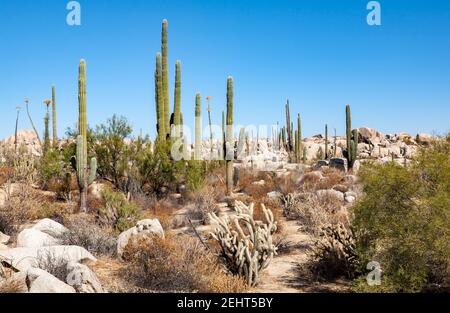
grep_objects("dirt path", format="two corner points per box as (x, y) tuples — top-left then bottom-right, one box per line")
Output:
(253, 219), (351, 293)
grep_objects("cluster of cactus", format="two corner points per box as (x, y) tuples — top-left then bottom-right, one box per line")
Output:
(155, 20), (183, 143)
(209, 201), (278, 286)
(345, 105), (358, 168)
(71, 60), (97, 213)
(225, 77), (234, 194)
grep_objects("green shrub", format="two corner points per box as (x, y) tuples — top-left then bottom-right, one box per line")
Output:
(99, 187), (141, 232)
(353, 135), (450, 292)
(185, 160), (206, 192)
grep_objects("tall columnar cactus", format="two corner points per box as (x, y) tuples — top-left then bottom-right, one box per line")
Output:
(281, 126), (286, 150)
(209, 201), (278, 286)
(73, 60), (97, 213)
(237, 127), (246, 160)
(194, 93), (202, 160)
(51, 85), (57, 147)
(226, 76), (234, 194)
(285, 100), (292, 152)
(155, 53), (165, 141)
(172, 60), (182, 139)
(294, 130), (299, 162)
(14, 105), (21, 152)
(161, 19), (170, 137)
(43, 100), (52, 155)
(206, 96), (213, 155)
(221, 110), (225, 160)
(345, 105), (358, 168)
(297, 113), (302, 162)
(325, 124), (329, 160)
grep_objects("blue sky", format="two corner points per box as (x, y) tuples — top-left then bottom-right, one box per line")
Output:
(0, 0), (449, 140)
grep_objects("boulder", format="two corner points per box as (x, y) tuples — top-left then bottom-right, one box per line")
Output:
(0, 246), (97, 272)
(358, 127), (383, 144)
(31, 218), (68, 238)
(0, 231), (10, 244)
(117, 219), (165, 260)
(267, 191), (282, 199)
(27, 267), (76, 293)
(16, 229), (60, 248)
(416, 133), (433, 146)
(316, 189), (344, 202)
(329, 157), (348, 172)
(66, 262), (104, 293)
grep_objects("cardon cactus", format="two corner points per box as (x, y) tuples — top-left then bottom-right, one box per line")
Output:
(226, 77), (234, 194)
(161, 19), (170, 137)
(209, 201), (278, 286)
(285, 100), (292, 152)
(43, 99), (52, 155)
(52, 85), (58, 147)
(345, 105), (358, 168)
(194, 93), (202, 160)
(172, 60), (182, 139)
(155, 53), (165, 141)
(72, 60), (97, 213)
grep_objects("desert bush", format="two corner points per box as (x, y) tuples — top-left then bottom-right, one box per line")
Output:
(0, 183), (50, 236)
(281, 192), (343, 235)
(39, 149), (65, 190)
(209, 201), (277, 286)
(187, 186), (218, 223)
(59, 215), (117, 257)
(353, 135), (450, 292)
(98, 187), (141, 233)
(308, 223), (359, 281)
(122, 234), (247, 293)
(36, 250), (70, 283)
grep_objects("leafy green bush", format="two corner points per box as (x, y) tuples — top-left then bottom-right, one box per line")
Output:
(353, 135), (450, 292)
(185, 160), (206, 192)
(99, 187), (141, 232)
(39, 149), (65, 190)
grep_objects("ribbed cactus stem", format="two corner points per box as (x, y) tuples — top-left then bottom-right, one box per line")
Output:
(79, 60), (87, 163)
(76, 135), (85, 189)
(161, 19), (170, 137)
(345, 105), (358, 168)
(43, 101), (51, 155)
(297, 113), (302, 162)
(155, 53), (165, 141)
(194, 93), (202, 160)
(325, 124), (328, 160)
(285, 100), (292, 152)
(226, 77), (234, 194)
(52, 85), (57, 147)
(221, 111), (225, 160)
(173, 60), (182, 138)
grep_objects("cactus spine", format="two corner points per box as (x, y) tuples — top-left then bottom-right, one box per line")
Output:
(161, 19), (170, 137)
(52, 85), (57, 147)
(74, 60), (97, 213)
(155, 53), (165, 141)
(325, 124), (329, 160)
(194, 93), (202, 160)
(226, 77), (234, 194)
(345, 105), (358, 169)
(172, 60), (182, 139)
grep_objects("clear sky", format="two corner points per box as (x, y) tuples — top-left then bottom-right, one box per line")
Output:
(0, 0), (449, 140)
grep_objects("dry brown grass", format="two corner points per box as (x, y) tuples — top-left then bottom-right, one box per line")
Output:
(0, 167), (14, 187)
(0, 277), (25, 293)
(141, 199), (177, 231)
(121, 233), (247, 293)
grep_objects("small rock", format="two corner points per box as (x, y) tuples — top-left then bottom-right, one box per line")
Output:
(316, 189), (344, 202)
(66, 262), (104, 293)
(345, 196), (356, 204)
(252, 180), (265, 186)
(329, 157), (348, 172)
(0, 231), (10, 244)
(117, 219), (165, 260)
(267, 191), (282, 199)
